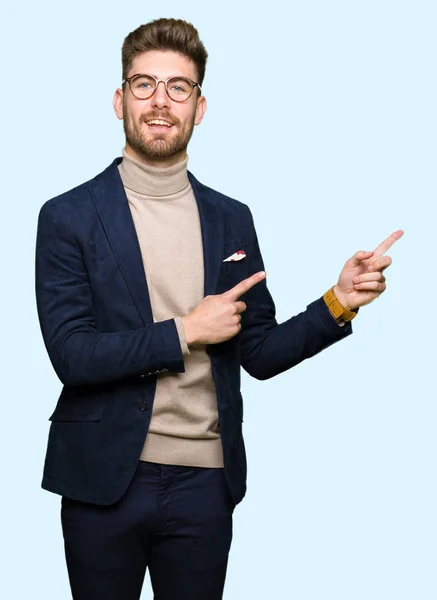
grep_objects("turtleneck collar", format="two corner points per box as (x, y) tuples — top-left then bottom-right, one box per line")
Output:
(118, 147), (190, 197)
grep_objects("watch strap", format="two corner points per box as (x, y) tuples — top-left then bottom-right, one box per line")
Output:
(323, 287), (357, 322)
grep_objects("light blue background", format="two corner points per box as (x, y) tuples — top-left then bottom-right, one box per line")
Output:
(2, 1), (435, 598)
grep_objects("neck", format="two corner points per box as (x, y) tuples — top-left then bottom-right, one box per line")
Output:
(125, 142), (187, 169)
(118, 146), (189, 197)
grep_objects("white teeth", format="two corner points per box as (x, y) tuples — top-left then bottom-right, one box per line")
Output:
(146, 119), (172, 127)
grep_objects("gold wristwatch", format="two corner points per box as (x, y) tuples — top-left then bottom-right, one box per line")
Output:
(323, 287), (357, 325)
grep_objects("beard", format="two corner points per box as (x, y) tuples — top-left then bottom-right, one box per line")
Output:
(123, 106), (196, 160)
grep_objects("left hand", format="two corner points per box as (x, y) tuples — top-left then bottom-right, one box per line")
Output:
(334, 230), (404, 311)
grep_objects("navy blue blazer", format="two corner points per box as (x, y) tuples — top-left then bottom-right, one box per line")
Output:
(35, 157), (353, 506)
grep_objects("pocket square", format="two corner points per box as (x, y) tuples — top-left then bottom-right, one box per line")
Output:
(223, 250), (246, 262)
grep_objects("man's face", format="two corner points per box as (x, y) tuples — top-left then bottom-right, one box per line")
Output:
(113, 50), (206, 165)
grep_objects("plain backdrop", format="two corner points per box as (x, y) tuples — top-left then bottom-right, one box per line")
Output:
(1, 1), (436, 598)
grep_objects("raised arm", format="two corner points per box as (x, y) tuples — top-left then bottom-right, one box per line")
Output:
(239, 206), (353, 380)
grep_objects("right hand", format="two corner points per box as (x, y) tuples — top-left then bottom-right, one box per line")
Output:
(181, 271), (266, 345)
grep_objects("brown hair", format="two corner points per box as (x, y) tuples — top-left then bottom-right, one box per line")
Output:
(122, 18), (208, 86)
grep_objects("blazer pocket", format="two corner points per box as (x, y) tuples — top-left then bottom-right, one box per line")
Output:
(48, 386), (107, 422)
(221, 238), (249, 280)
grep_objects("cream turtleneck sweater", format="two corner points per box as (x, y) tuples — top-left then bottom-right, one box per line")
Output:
(118, 148), (224, 468)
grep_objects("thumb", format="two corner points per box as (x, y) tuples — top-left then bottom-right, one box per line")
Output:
(347, 250), (374, 267)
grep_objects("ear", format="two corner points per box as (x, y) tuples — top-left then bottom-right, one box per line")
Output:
(194, 95), (207, 126)
(113, 88), (124, 120)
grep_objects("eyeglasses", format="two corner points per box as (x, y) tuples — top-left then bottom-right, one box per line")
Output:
(122, 73), (202, 102)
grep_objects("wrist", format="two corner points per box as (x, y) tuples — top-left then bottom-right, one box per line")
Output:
(181, 315), (198, 346)
(333, 285), (353, 311)
(324, 286), (358, 323)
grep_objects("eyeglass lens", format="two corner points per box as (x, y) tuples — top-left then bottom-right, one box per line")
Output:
(130, 75), (194, 101)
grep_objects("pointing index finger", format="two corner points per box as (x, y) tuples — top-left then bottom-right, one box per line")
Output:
(373, 229), (404, 257)
(225, 271), (266, 301)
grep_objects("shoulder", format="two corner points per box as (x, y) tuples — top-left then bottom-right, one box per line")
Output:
(38, 158), (121, 224)
(188, 171), (253, 221)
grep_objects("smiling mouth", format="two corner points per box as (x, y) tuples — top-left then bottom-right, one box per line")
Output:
(146, 119), (174, 128)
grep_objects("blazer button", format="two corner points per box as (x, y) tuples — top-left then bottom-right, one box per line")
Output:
(139, 401), (148, 411)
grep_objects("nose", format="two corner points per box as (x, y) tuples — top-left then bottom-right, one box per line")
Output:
(151, 80), (170, 109)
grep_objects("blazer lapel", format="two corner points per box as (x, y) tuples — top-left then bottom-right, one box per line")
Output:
(188, 171), (223, 297)
(90, 158), (153, 326)
(89, 158), (223, 326)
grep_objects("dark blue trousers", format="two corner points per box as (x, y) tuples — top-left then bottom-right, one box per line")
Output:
(61, 461), (235, 599)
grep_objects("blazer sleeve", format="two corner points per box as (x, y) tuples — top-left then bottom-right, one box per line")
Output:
(240, 206), (353, 380)
(35, 204), (185, 387)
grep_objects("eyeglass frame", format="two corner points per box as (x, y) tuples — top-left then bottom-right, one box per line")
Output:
(122, 73), (202, 103)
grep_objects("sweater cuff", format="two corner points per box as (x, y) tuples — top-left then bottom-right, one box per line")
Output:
(174, 317), (191, 356)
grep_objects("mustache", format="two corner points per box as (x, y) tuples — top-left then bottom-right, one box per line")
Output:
(142, 112), (179, 126)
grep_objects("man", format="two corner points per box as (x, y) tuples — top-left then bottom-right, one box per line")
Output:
(35, 17), (403, 600)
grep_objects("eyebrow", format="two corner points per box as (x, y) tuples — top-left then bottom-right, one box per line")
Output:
(133, 72), (195, 81)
